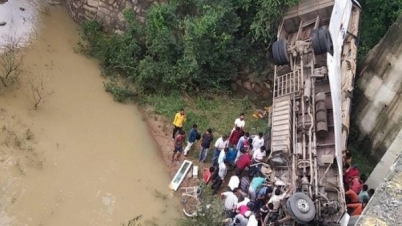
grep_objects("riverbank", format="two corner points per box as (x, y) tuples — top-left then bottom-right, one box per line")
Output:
(139, 94), (269, 177)
(0, 3), (180, 226)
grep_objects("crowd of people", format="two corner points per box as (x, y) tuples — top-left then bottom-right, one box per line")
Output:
(171, 108), (376, 225)
(171, 109), (294, 225)
(342, 152), (375, 216)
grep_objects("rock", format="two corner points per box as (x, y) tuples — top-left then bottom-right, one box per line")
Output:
(254, 83), (263, 93)
(243, 81), (252, 90)
(264, 82), (271, 89)
(114, 29), (124, 35)
(0, 21), (6, 26)
(117, 12), (125, 22)
(19, 7), (25, 11)
(0, 0), (8, 4)
(48, 1), (61, 6)
(263, 92), (271, 99)
(83, 4), (97, 14)
(87, 0), (99, 7)
(236, 79), (242, 86)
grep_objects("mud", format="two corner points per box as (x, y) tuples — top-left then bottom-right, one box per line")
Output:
(0, 3), (179, 226)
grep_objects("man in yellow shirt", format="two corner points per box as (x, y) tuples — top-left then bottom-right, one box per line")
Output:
(172, 108), (186, 140)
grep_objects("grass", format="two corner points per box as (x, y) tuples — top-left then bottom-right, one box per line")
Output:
(139, 93), (270, 160)
(141, 93), (269, 137)
(348, 149), (375, 177)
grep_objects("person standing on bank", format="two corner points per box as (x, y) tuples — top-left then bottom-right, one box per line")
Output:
(183, 124), (198, 156)
(211, 134), (229, 166)
(172, 130), (186, 162)
(232, 113), (246, 132)
(172, 108), (186, 140)
(198, 128), (213, 163)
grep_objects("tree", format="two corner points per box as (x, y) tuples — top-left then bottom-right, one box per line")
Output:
(22, 70), (54, 110)
(78, 0), (301, 97)
(358, 0), (402, 59)
(0, 35), (24, 89)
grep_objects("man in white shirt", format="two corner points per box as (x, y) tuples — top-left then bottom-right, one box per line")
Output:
(221, 188), (239, 217)
(218, 160), (228, 180)
(211, 134), (229, 166)
(251, 132), (264, 155)
(252, 146), (267, 163)
(232, 113), (246, 131)
(268, 186), (292, 211)
(218, 147), (229, 165)
(246, 214), (258, 226)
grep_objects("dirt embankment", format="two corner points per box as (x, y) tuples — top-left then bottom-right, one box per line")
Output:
(143, 110), (201, 188)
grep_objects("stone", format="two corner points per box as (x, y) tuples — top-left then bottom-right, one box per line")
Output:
(125, 2), (132, 9)
(236, 79), (242, 86)
(87, 0), (99, 7)
(19, 7), (25, 11)
(0, 0), (9, 5)
(48, 1), (61, 6)
(254, 84), (263, 93)
(98, 6), (109, 17)
(0, 21), (6, 26)
(264, 82), (271, 89)
(114, 29), (124, 35)
(117, 12), (125, 22)
(133, 6), (140, 13)
(262, 92), (271, 99)
(104, 15), (111, 24)
(83, 4), (97, 14)
(243, 81), (252, 90)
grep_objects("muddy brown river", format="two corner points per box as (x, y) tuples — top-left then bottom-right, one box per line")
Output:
(0, 3), (179, 226)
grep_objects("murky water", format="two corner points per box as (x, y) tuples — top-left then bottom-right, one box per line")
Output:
(0, 3), (179, 226)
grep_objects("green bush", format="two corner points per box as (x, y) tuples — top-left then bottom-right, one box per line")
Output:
(78, 0), (301, 98)
(358, 0), (402, 59)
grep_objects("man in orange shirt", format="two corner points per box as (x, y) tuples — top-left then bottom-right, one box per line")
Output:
(345, 183), (359, 204)
(347, 198), (369, 216)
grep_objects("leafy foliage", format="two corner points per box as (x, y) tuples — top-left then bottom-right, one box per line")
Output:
(78, 0), (300, 97)
(358, 0), (402, 59)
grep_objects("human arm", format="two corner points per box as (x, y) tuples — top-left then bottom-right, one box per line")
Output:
(214, 138), (220, 148)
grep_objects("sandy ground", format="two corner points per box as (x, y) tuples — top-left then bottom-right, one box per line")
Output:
(144, 111), (201, 187)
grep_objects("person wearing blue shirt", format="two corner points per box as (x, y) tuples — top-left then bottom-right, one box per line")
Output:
(225, 145), (238, 166)
(184, 124), (198, 156)
(248, 176), (266, 200)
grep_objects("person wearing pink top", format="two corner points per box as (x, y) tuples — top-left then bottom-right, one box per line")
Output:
(350, 174), (366, 194)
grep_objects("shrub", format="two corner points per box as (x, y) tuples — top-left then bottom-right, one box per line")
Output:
(78, 0), (301, 98)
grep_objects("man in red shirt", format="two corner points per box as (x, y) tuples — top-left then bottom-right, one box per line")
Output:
(229, 127), (243, 146)
(202, 167), (215, 184)
(235, 150), (251, 176)
(172, 130), (185, 162)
